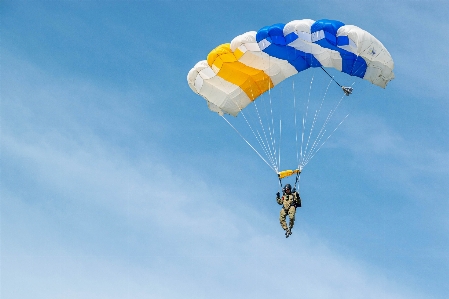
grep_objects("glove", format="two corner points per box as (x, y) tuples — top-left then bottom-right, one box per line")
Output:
(292, 187), (296, 193)
(276, 192), (280, 198)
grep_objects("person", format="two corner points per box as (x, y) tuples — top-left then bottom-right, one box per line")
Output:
(276, 183), (301, 238)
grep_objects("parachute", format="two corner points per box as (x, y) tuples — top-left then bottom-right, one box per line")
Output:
(187, 19), (394, 185)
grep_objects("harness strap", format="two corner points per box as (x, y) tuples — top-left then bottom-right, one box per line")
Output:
(278, 175), (283, 194)
(294, 171), (300, 190)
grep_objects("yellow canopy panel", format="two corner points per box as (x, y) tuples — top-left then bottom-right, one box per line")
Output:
(207, 44), (273, 101)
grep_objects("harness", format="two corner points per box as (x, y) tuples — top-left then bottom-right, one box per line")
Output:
(282, 194), (296, 213)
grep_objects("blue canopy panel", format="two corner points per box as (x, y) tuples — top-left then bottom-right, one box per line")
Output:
(311, 19), (367, 78)
(256, 23), (322, 73)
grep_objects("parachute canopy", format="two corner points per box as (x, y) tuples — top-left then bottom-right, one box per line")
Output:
(187, 19), (394, 116)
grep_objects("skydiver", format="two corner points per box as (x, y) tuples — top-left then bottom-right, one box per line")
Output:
(276, 184), (301, 238)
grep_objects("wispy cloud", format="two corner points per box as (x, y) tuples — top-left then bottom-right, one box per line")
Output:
(2, 52), (432, 299)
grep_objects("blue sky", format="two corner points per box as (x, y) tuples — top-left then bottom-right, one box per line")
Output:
(1, 1), (448, 298)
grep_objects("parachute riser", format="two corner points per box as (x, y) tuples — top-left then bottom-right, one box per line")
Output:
(294, 171), (300, 190)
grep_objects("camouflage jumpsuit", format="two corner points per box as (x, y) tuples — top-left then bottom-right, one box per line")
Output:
(276, 191), (300, 231)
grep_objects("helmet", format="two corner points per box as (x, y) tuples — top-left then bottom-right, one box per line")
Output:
(284, 184), (292, 190)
